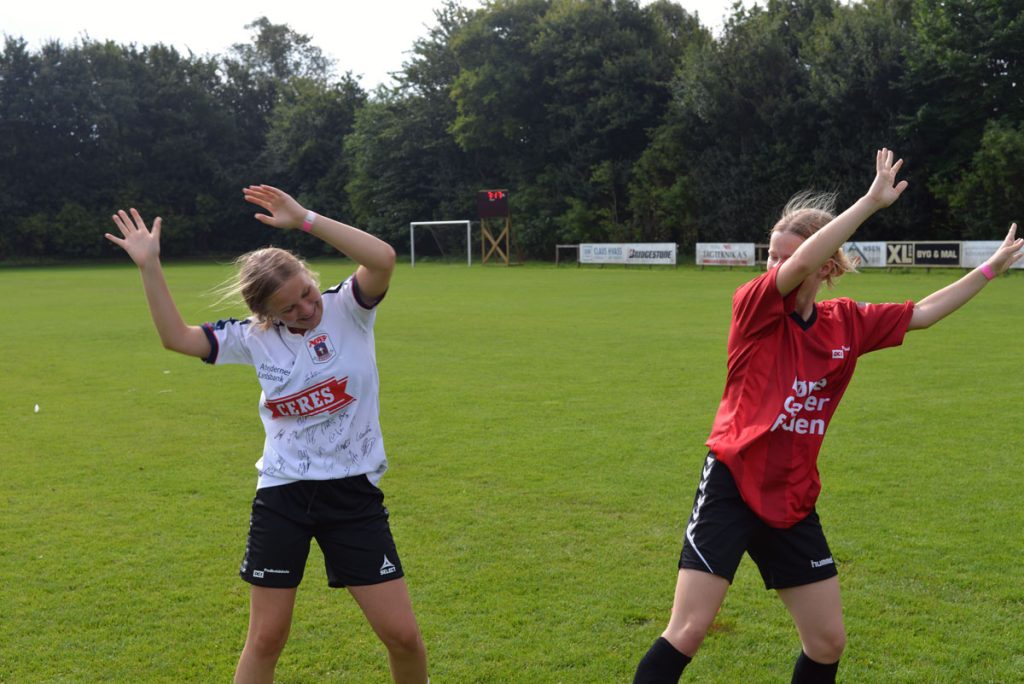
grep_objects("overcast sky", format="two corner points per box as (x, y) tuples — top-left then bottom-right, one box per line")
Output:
(3, 0), (750, 90)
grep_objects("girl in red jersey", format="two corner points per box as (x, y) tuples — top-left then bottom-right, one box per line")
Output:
(633, 149), (1023, 683)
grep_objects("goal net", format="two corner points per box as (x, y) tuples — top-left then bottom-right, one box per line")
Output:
(409, 220), (473, 267)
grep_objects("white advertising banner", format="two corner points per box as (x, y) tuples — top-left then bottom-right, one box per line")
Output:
(579, 243), (623, 264)
(961, 241), (1024, 269)
(579, 243), (677, 265)
(842, 241), (887, 268)
(695, 242), (756, 266)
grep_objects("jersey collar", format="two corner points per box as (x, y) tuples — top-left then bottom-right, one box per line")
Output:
(789, 304), (818, 331)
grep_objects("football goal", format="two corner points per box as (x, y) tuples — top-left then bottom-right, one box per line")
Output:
(409, 220), (473, 267)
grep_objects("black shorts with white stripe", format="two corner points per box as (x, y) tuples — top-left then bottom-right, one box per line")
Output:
(678, 453), (837, 590)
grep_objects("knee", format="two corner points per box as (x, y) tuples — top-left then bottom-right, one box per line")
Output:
(663, 620), (710, 657)
(246, 623), (290, 660)
(805, 626), (846, 664)
(379, 624), (425, 658)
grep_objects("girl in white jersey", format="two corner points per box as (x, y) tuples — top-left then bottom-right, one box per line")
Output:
(633, 149), (1023, 683)
(105, 186), (428, 684)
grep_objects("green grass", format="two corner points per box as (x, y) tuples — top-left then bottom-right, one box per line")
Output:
(1, 262), (1021, 682)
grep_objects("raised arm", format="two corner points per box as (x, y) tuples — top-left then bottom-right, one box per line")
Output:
(776, 148), (909, 296)
(242, 185), (396, 300)
(908, 223), (1023, 331)
(104, 209), (212, 359)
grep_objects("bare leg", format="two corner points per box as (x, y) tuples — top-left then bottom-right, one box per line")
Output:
(348, 578), (428, 683)
(662, 569), (731, 656)
(234, 586), (298, 684)
(777, 576), (846, 664)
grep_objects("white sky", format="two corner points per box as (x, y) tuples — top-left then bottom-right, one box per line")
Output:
(2, 1), (749, 90)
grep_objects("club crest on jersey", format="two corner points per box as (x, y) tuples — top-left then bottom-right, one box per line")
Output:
(265, 377), (355, 419)
(306, 333), (336, 364)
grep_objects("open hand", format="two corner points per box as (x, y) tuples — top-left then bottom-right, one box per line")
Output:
(865, 148), (909, 209)
(986, 223), (1024, 275)
(242, 185), (306, 230)
(105, 208), (161, 268)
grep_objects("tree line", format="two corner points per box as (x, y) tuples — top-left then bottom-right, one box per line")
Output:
(1, 0), (1021, 262)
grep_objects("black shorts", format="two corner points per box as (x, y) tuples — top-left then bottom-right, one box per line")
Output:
(240, 475), (404, 589)
(679, 453), (838, 590)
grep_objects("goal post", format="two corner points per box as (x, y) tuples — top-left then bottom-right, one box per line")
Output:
(409, 220), (473, 267)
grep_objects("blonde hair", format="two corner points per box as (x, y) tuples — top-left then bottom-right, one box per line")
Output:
(771, 191), (857, 287)
(213, 247), (319, 329)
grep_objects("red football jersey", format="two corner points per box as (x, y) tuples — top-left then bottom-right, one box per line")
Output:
(706, 268), (914, 528)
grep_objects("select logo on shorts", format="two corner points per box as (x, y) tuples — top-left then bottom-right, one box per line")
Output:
(307, 333), (336, 364)
(380, 555), (397, 576)
(265, 377), (355, 419)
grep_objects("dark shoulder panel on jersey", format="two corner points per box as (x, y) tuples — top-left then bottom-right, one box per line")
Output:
(200, 317), (250, 365)
(327, 275), (387, 310)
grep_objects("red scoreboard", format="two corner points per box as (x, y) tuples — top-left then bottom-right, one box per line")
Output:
(477, 189), (509, 218)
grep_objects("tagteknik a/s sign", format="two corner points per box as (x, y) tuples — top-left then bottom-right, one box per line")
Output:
(695, 243), (756, 266)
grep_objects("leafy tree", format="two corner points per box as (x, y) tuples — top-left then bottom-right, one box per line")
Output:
(229, 17), (333, 85)
(450, 0), (550, 179)
(0, 35), (260, 259)
(901, 0), (1024, 236)
(632, 0), (832, 246)
(3, 0), (1023, 263)
(261, 75), (367, 253)
(219, 16), (337, 189)
(799, 0), (921, 239)
(631, 0), (926, 248)
(0, 37), (43, 241)
(947, 120), (1024, 237)
(450, 0), (703, 256)
(348, 2), (478, 253)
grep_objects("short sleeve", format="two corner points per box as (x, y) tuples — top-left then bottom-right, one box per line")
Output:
(731, 268), (799, 340)
(324, 275), (383, 333)
(852, 300), (915, 355)
(200, 317), (255, 365)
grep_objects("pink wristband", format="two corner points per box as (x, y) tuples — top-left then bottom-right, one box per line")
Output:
(301, 210), (316, 233)
(980, 263), (996, 281)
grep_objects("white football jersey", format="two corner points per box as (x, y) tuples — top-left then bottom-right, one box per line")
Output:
(202, 276), (387, 489)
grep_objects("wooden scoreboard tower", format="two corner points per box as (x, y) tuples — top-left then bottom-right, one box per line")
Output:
(478, 189), (520, 265)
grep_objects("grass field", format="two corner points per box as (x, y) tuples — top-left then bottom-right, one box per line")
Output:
(1, 261), (1022, 683)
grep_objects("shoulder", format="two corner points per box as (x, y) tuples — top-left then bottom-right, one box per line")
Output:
(735, 269), (777, 297)
(203, 316), (259, 339)
(732, 270), (780, 313)
(820, 297), (908, 318)
(813, 298), (864, 329)
(322, 275), (377, 309)
(323, 275), (381, 333)
(201, 316), (259, 365)
(817, 297), (856, 313)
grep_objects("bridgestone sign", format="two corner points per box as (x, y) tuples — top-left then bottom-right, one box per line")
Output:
(695, 243), (755, 266)
(579, 243), (677, 265)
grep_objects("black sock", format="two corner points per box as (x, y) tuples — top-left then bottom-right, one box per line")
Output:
(791, 651), (839, 684)
(633, 637), (692, 683)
